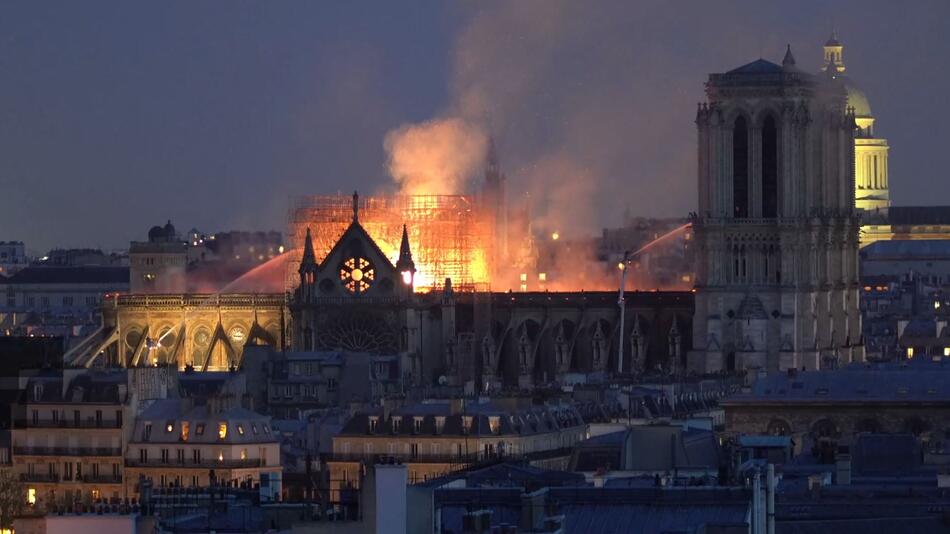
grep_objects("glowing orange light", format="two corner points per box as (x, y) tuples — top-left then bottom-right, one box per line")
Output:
(401, 271), (413, 285)
(551, 232), (560, 241)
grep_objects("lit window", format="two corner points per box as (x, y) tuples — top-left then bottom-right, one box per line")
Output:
(166, 421), (175, 433)
(262, 424), (270, 434)
(218, 423), (227, 439)
(520, 273), (527, 282)
(237, 424), (245, 435)
(944, 347), (950, 357)
(218, 451), (224, 461)
(538, 273), (547, 282)
(27, 488), (36, 505)
(240, 449), (247, 460)
(489, 417), (500, 434)
(181, 422), (190, 442)
(936, 301), (942, 310)
(907, 347), (915, 359)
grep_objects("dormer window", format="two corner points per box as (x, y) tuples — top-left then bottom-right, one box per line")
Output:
(413, 417), (424, 434)
(143, 422), (152, 441)
(489, 417), (501, 435)
(195, 423), (205, 436)
(435, 417), (445, 435)
(369, 417), (378, 434)
(462, 416), (472, 435)
(237, 424), (245, 436)
(392, 416), (402, 434)
(165, 421), (175, 433)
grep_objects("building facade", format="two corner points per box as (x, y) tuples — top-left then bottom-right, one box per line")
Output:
(124, 397), (281, 498)
(12, 370), (132, 510)
(690, 47), (862, 374)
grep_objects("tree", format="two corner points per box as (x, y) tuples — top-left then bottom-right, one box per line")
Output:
(0, 469), (24, 528)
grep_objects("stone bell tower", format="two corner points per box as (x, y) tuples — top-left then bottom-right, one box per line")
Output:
(688, 46), (863, 375)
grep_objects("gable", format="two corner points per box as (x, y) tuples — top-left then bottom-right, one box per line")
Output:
(315, 222), (399, 298)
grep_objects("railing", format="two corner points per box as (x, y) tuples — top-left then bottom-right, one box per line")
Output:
(115, 294), (286, 309)
(14, 447), (123, 457)
(20, 473), (59, 483)
(14, 419), (122, 430)
(78, 474), (122, 484)
(325, 447), (575, 466)
(124, 458), (264, 469)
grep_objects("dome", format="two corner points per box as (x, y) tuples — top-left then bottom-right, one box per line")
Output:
(148, 225), (166, 242)
(163, 220), (177, 240)
(841, 77), (872, 117)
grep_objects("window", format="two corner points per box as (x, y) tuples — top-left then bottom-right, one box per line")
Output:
(165, 421), (175, 433)
(410, 443), (419, 458)
(191, 475), (199, 487)
(193, 449), (201, 464)
(761, 115), (778, 218)
(489, 417), (501, 435)
(27, 488), (36, 505)
(392, 417), (402, 434)
(95, 410), (102, 427)
(413, 417), (423, 433)
(196, 423), (205, 436)
(31, 409), (37, 425)
(218, 423), (227, 439)
(462, 416), (472, 435)
(328, 377), (338, 392)
(176, 449), (185, 463)
(435, 417), (445, 435)
(161, 449), (169, 464)
(732, 116), (749, 218)
(181, 422), (190, 441)
(240, 449), (248, 460)
(262, 424), (270, 434)
(143, 423), (152, 441)
(237, 424), (245, 436)
(62, 296), (73, 306)
(369, 417), (378, 434)
(139, 449), (148, 463)
(431, 443), (441, 456)
(251, 423), (258, 435)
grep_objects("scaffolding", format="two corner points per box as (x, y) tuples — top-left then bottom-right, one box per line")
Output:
(286, 193), (494, 292)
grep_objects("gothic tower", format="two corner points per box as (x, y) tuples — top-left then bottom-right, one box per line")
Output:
(688, 46), (863, 374)
(820, 33), (890, 212)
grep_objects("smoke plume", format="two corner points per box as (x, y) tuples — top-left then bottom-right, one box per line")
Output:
(384, 118), (488, 195)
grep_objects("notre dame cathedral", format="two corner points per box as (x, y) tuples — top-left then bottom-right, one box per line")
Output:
(688, 44), (863, 374)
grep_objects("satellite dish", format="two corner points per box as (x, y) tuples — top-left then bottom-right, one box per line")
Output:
(438, 375), (448, 385)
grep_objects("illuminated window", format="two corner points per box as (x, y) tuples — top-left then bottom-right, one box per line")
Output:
(907, 347), (915, 359)
(166, 421), (174, 433)
(519, 273), (527, 282)
(240, 449), (247, 460)
(944, 347), (950, 357)
(237, 424), (245, 435)
(218, 451), (224, 462)
(936, 301), (942, 310)
(339, 257), (375, 293)
(538, 273), (547, 282)
(218, 422), (227, 440)
(195, 423), (205, 436)
(489, 417), (500, 434)
(180, 422), (190, 442)
(27, 487), (36, 505)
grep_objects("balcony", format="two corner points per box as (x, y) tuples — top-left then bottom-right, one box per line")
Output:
(14, 419), (122, 430)
(124, 458), (264, 469)
(325, 447), (575, 466)
(20, 473), (59, 483)
(14, 446), (123, 457)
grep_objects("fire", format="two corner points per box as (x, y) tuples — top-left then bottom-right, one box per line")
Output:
(289, 193), (493, 293)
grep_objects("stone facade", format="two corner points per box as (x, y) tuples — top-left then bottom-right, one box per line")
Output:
(690, 47), (862, 374)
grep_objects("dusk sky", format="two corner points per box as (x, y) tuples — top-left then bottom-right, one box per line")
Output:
(2, 1), (949, 253)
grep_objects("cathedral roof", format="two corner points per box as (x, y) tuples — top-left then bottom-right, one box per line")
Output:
(726, 58), (784, 75)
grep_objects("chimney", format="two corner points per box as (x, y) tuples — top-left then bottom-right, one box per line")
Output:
(835, 447), (852, 485)
(374, 463), (407, 534)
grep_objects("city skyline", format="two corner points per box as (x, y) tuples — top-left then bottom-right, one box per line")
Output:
(2, 1), (949, 253)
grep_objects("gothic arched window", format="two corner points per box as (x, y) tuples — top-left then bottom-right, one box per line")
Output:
(733, 116), (749, 218)
(761, 115), (778, 218)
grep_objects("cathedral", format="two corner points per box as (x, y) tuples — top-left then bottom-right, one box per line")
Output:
(688, 42), (863, 374)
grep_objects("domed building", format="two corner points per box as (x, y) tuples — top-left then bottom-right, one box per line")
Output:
(821, 33), (890, 212)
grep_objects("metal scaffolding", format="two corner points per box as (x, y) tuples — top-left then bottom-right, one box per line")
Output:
(286, 193), (494, 292)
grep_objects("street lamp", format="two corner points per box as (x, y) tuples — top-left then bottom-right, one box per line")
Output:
(617, 250), (632, 375)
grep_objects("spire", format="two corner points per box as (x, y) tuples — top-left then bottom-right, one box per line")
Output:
(351, 190), (360, 223)
(782, 44), (796, 69)
(299, 227), (317, 274)
(396, 224), (415, 272)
